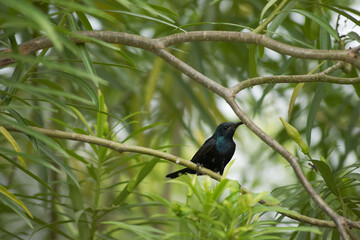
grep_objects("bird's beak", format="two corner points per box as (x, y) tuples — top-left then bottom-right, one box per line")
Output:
(231, 122), (243, 131)
(235, 122), (243, 127)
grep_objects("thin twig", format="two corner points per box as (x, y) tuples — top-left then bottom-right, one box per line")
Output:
(232, 62), (360, 93)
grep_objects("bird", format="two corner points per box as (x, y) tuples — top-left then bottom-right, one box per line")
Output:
(166, 122), (243, 179)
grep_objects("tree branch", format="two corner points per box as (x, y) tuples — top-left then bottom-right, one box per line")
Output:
(232, 62), (360, 93)
(3, 124), (347, 229)
(224, 99), (352, 240)
(1, 30), (359, 238)
(5, 125), (223, 181)
(1, 31), (360, 69)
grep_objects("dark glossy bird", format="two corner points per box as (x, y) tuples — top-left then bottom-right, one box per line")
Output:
(166, 122), (243, 179)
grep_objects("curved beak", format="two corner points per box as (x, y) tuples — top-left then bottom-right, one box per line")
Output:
(235, 122), (243, 128)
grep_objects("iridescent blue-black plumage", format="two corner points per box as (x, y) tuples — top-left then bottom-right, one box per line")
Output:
(166, 122), (243, 179)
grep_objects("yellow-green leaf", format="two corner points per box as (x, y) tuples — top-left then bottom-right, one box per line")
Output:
(96, 89), (108, 137)
(0, 185), (33, 218)
(288, 83), (304, 119)
(288, 61), (326, 119)
(145, 57), (164, 111)
(0, 126), (26, 168)
(279, 117), (309, 154)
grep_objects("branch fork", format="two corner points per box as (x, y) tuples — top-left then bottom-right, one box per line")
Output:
(1, 30), (360, 239)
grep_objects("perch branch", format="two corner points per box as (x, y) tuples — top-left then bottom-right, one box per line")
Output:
(3, 124), (345, 229)
(4, 125), (223, 181)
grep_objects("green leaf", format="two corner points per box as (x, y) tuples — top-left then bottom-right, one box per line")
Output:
(0, 185), (33, 219)
(280, 117), (309, 154)
(267, 1), (296, 37)
(306, 26), (330, 145)
(260, 0), (279, 22)
(0, 194), (33, 229)
(289, 9), (340, 41)
(347, 31), (360, 43)
(0, 78), (93, 106)
(258, 45), (265, 59)
(0, 126), (26, 168)
(76, 11), (93, 30)
(121, 122), (167, 143)
(67, 175), (90, 239)
(78, 44), (98, 86)
(249, 44), (257, 78)
(309, 3), (360, 26)
(114, 159), (158, 205)
(105, 10), (184, 31)
(310, 160), (339, 196)
(2, 0), (63, 51)
(0, 114), (67, 157)
(306, 83), (324, 145)
(102, 221), (164, 239)
(50, 0), (118, 24)
(212, 178), (230, 201)
(39, 142), (80, 189)
(96, 90), (107, 138)
(145, 57), (163, 111)
(134, 0), (176, 23)
(179, 21), (251, 30)
(288, 61), (325, 120)
(1, 53), (108, 86)
(134, 159), (158, 189)
(48, 71), (99, 107)
(288, 83), (304, 120)
(148, 3), (179, 16)
(0, 152), (55, 195)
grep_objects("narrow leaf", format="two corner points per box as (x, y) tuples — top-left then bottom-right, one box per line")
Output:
(288, 83), (304, 120)
(39, 143), (80, 188)
(0, 185), (33, 218)
(290, 9), (340, 41)
(2, 0), (63, 51)
(260, 0), (279, 22)
(0, 195), (33, 229)
(249, 44), (257, 78)
(96, 89), (107, 138)
(145, 57), (163, 111)
(76, 11), (93, 30)
(310, 160), (339, 196)
(0, 126), (26, 168)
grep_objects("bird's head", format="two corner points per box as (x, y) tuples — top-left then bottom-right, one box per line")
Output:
(213, 122), (243, 139)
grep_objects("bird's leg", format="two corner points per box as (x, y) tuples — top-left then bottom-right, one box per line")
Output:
(196, 163), (203, 174)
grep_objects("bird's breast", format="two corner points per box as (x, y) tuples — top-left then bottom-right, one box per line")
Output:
(215, 136), (234, 154)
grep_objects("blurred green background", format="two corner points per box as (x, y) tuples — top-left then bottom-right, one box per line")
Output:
(0, 0), (359, 239)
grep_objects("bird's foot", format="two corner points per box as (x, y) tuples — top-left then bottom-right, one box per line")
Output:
(196, 163), (203, 174)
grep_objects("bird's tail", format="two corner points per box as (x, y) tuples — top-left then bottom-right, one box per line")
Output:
(166, 168), (196, 179)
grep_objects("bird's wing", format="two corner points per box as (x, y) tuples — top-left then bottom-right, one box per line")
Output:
(190, 137), (217, 164)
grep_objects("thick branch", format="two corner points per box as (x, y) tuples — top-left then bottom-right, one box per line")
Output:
(1, 31), (360, 69)
(159, 31), (359, 69)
